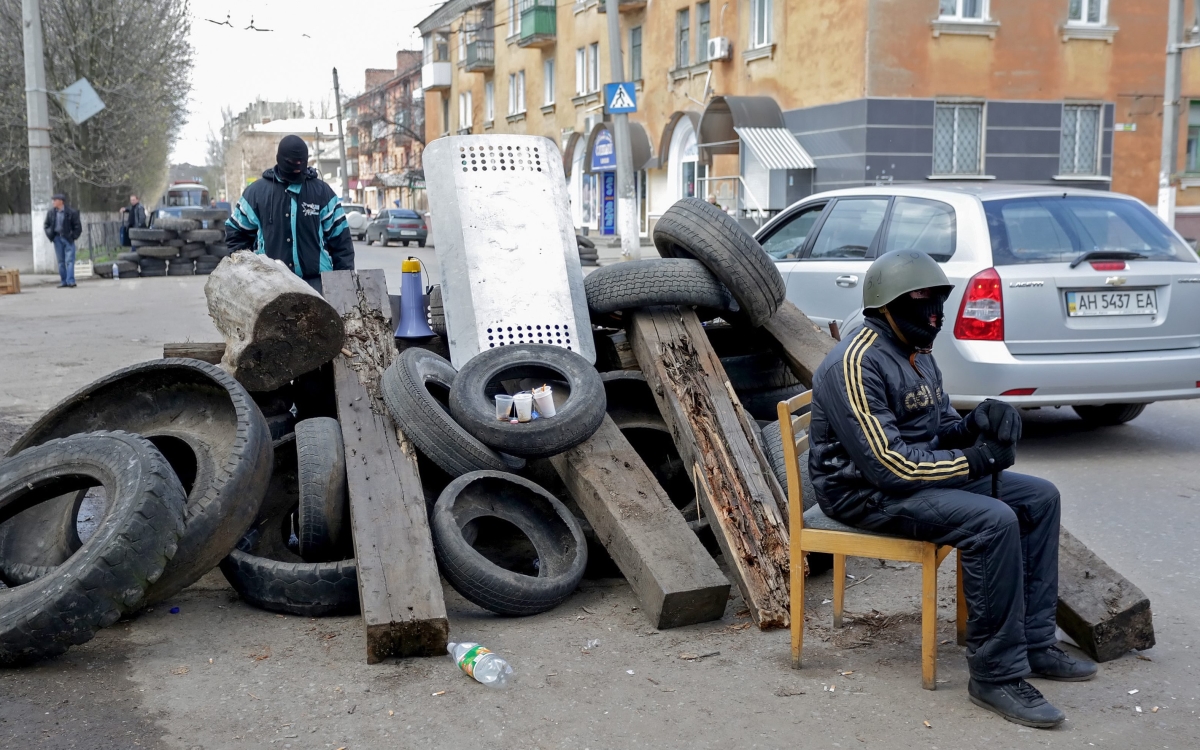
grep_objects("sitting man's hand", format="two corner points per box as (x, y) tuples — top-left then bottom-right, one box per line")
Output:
(964, 437), (1016, 478)
(967, 399), (1022, 445)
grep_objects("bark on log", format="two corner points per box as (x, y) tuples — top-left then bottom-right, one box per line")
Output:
(1057, 526), (1155, 662)
(162, 342), (225, 364)
(204, 252), (344, 392)
(760, 300), (837, 387)
(629, 307), (792, 629)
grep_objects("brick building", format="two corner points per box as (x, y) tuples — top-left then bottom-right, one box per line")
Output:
(346, 51), (428, 212)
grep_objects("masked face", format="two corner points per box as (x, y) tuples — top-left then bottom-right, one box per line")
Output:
(275, 135), (309, 184)
(884, 290), (946, 351)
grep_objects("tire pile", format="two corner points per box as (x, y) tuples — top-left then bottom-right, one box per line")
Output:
(100, 207), (232, 279)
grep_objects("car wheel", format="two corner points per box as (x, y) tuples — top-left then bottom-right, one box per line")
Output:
(418, 240), (426, 248)
(1073, 403), (1147, 426)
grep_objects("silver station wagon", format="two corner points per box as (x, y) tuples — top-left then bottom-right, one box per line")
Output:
(755, 184), (1200, 425)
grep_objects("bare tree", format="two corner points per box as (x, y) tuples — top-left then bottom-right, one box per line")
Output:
(0, 0), (192, 210)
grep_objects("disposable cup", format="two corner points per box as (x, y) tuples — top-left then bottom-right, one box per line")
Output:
(532, 385), (556, 418)
(495, 394), (514, 421)
(514, 392), (534, 423)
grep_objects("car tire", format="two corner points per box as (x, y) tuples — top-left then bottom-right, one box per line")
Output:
(738, 384), (808, 422)
(418, 240), (426, 248)
(759, 420), (832, 574)
(129, 227), (174, 242)
(0, 432), (187, 664)
(117, 251), (141, 263)
(427, 285), (447, 337)
(382, 349), (524, 477)
(167, 260), (194, 276)
(720, 352), (801, 392)
(137, 245), (180, 259)
(155, 217), (200, 233)
(8, 359), (273, 605)
(653, 197), (786, 327)
(182, 229), (225, 244)
(431, 471), (587, 616)
(576, 234), (595, 250)
(95, 260), (139, 278)
(295, 418), (349, 562)
(584, 258), (732, 315)
(449, 344), (607, 459)
(1073, 403), (1147, 426)
(178, 207), (230, 222)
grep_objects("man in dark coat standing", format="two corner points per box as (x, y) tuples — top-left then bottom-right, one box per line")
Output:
(120, 193), (147, 246)
(43, 193), (83, 288)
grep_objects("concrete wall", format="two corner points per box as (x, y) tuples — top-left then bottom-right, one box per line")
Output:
(0, 212), (120, 238)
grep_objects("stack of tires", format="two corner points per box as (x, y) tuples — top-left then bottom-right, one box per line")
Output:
(105, 207), (231, 279)
(577, 234), (599, 266)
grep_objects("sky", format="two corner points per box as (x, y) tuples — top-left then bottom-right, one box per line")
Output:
(172, 0), (440, 165)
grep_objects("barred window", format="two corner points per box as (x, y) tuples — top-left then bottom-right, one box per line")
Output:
(933, 103), (983, 175)
(1060, 104), (1101, 175)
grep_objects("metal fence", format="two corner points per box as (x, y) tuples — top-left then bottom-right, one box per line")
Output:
(83, 221), (123, 262)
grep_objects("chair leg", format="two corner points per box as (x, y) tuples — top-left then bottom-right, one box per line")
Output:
(921, 546), (938, 690)
(791, 549), (805, 669)
(956, 552), (967, 647)
(832, 554), (846, 629)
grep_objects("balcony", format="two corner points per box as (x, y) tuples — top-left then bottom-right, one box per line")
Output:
(421, 61), (451, 91)
(597, 0), (647, 13)
(464, 39), (494, 72)
(518, 4), (556, 48)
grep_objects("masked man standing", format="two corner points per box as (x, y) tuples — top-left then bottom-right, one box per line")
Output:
(808, 250), (1096, 728)
(225, 135), (354, 292)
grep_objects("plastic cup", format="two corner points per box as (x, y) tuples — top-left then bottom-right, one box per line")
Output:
(513, 392), (534, 423)
(495, 394), (514, 421)
(532, 385), (556, 418)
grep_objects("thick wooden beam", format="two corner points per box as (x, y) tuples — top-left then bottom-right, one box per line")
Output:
(628, 307), (791, 629)
(322, 269), (448, 662)
(760, 300), (837, 387)
(550, 415), (730, 629)
(1057, 526), (1155, 662)
(163, 342), (225, 364)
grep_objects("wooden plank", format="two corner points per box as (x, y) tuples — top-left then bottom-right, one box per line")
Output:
(1057, 525), (1154, 662)
(322, 269), (449, 662)
(550, 415), (730, 629)
(628, 307), (791, 629)
(760, 300), (837, 387)
(163, 342), (225, 364)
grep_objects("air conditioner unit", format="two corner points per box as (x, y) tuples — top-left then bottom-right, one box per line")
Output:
(708, 37), (732, 61)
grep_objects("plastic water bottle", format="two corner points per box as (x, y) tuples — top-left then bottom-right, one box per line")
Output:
(447, 642), (512, 688)
(112, 262), (119, 280)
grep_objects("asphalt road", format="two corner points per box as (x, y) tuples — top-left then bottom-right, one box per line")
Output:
(0, 266), (1197, 749)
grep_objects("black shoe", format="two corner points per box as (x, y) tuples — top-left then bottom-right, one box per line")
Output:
(1029, 644), (1098, 682)
(56, 283), (67, 288)
(968, 678), (1066, 728)
(67, 283), (76, 288)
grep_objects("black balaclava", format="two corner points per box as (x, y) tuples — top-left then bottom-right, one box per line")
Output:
(880, 292), (946, 353)
(275, 135), (309, 184)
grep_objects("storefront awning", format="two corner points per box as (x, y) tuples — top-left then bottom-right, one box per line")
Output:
(584, 121), (654, 173)
(698, 95), (787, 156)
(735, 127), (815, 170)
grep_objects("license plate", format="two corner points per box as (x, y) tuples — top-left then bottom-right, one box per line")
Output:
(1065, 289), (1157, 317)
(400, 230), (418, 236)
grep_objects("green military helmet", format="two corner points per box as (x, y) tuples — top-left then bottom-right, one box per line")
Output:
(861, 250), (954, 310)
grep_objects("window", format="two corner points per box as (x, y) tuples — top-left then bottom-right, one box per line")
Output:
(508, 70), (525, 114)
(485, 81), (495, 122)
(1187, 102), (1200, 173)
(458, 91), (473, 129)
(883, 198), (957, 261)
(630, 27), (642, 80)
(938, 0), (986, 19)
(575, 48), (586, 95)
(750, 0), (772, 48)
(543, 59), (555, 105)
(441, 96), (449, 135)
(508, 0), (518, 36)
(762, 203), (826, 260)
(1067, 0), (1105, 25)
(1060, 104), (1101, 175)
(587, 43), (600, 92)
(457, 26), (465, 61)
(697, 3), (711, 62)
(808, 199), (889, 259)
(424, 32), (450, 63)
(676, 9), (690, 68)
(933, 103), (984, 175)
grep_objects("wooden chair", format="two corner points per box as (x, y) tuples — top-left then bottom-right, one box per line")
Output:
(779, 390), (967, 690)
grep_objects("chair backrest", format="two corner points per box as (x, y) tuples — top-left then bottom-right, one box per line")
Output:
(777, 390), (812, 533)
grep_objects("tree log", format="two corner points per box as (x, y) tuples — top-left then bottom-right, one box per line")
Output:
(760, 300), (837, 388)
(629, 307), (792, 629)
(204, 252), (344, 392)
(162, 342), (225, 364)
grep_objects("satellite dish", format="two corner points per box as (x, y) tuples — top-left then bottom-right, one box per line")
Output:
(56, 78), (106, 125)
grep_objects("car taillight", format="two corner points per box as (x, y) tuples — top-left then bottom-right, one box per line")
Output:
(953, 268), (1004, 341)
(1001, 388), (1037, 396)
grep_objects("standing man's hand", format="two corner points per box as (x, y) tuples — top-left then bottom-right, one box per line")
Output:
(966, 399), (1022, 445)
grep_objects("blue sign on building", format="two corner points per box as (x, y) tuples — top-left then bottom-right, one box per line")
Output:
(604, 82), (637, 114)
(591, 128), (616, 172)
(601, 172), (616, 235)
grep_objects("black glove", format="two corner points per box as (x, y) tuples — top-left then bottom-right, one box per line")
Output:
(963, 438), (1016, 478)
(967, 399), (1022, 445)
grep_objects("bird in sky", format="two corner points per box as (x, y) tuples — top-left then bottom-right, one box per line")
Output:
(245, 16), (273, 32)
(206, 13), (232, 27)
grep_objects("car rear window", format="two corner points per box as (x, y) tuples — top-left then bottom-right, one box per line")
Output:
(984, 196), (1192, 265)
(390, 209), (420, 219)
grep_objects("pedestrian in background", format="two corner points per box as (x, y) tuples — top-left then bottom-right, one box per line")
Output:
(43, 193), (82, 288)
(120, 193), (146, 246)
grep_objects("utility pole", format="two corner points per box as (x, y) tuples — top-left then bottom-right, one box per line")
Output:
(22, 0), (55, 274)
(1159, 0), (1186, 225)
(333, 67), (351, 201)
(603, 0), (639, 260)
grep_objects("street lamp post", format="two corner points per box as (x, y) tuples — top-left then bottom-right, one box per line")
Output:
(22, 0), (55, 274)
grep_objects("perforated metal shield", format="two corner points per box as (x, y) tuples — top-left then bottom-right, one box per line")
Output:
(424, 134), (594, 368)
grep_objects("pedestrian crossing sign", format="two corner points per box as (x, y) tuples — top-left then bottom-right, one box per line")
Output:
(604, 82), (637, 114)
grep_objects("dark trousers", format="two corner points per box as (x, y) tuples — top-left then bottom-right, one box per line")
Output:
(53, 236), (76, 285)
(851, 471), (1060, 683)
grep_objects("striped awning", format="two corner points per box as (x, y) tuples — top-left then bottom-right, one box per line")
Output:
(735, 127), (815, 170)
